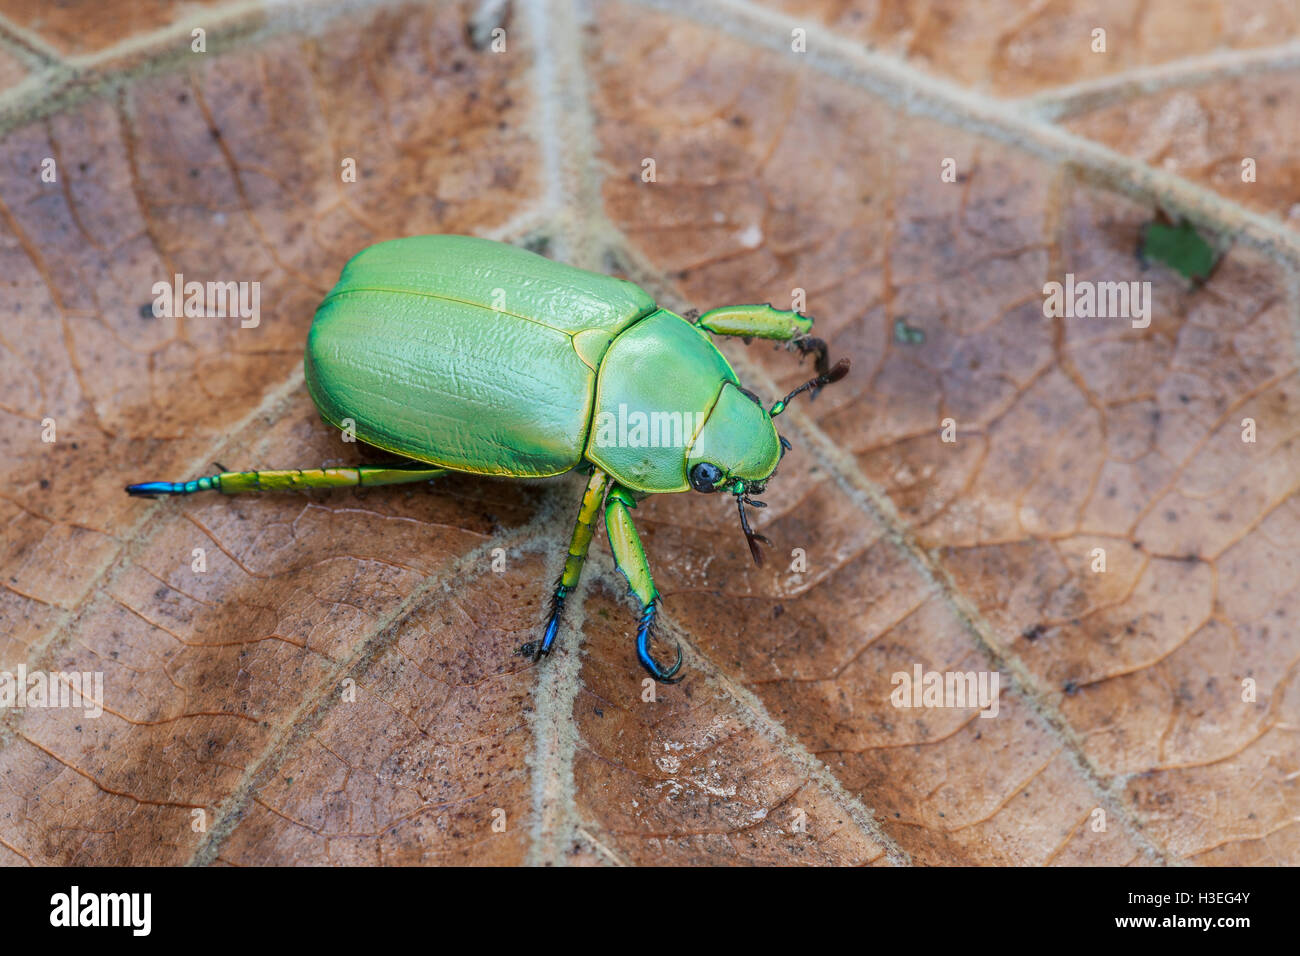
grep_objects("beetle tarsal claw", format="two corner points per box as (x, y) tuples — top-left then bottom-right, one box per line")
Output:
(661, 643), (684, 682)
(636, 600), (683, 683)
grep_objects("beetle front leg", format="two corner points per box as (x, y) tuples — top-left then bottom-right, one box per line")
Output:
(694, 303), (831, 377)
(534, 468), (610, 662)
(604, 485), (682, 684)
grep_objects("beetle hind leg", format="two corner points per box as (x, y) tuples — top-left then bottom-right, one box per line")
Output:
(125, 463), (447, 496)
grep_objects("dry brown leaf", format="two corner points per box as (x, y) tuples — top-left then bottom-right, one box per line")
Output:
(0, 0), (1295, 866)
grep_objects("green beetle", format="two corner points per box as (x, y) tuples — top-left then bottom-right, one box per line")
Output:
(127, 235), (848, 682)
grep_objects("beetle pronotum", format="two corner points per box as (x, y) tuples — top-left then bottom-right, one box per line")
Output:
(127, 235), (848, 682)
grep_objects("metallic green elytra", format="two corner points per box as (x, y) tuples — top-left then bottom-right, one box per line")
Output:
(127, 235), (849, 682)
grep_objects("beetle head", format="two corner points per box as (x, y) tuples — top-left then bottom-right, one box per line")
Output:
(685, 358), (850, 566)
(685, 382), (783, 565)
(686, 383), (782, 493)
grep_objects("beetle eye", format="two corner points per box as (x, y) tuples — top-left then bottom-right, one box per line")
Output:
(689, 462), (724, 493)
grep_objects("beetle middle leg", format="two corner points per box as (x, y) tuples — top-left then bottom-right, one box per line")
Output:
(605, 484), (682, 683)
(533, 468), (610, 662)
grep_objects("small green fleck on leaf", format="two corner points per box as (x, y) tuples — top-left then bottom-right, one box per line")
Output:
(893, 318), (926, 345)
(1139, 219), (1218, 282)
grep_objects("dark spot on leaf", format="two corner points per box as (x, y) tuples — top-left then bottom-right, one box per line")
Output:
(521, 233), (550, 257)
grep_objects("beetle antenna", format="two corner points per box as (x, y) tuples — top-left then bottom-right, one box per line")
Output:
(769, 357), (850, 417)
(792, 335), (831, 377)
(737, 494), (771, 566)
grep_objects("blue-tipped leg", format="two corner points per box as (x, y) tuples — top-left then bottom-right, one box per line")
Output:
(125, 476), (218, 496)
(635, 599), (682, 683)
(536, 585), (569, 660)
